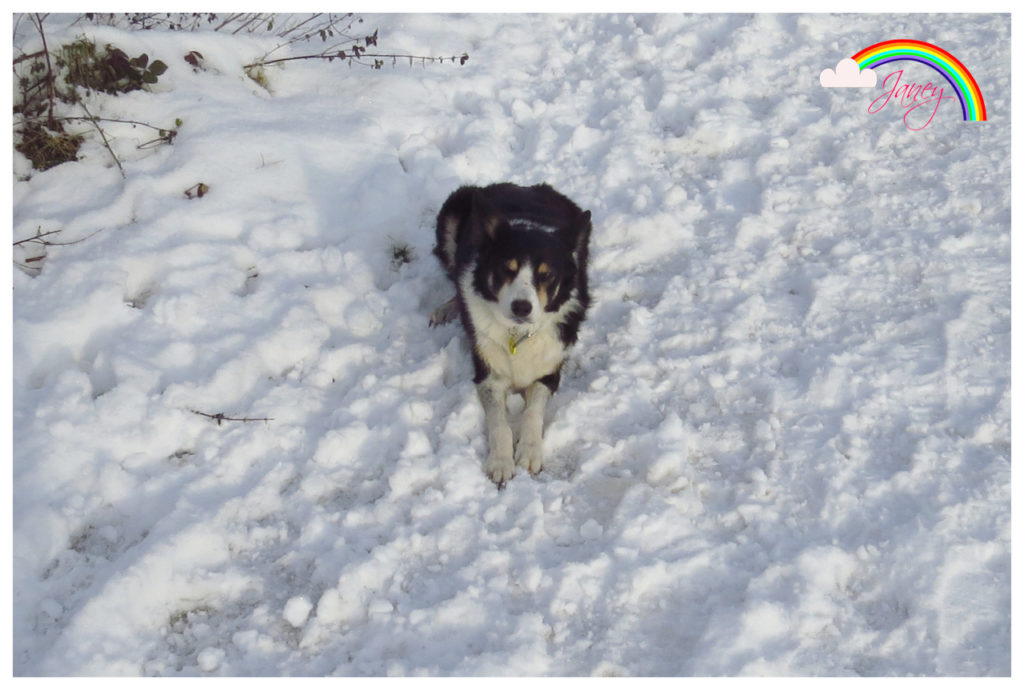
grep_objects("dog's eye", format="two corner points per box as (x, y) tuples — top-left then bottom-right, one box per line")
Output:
(503, 259), (519, 277)
(536, 269), (552, 283)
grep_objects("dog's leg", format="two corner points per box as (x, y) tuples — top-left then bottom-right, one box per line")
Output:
(515, 381), (551, 475)
(429, 295), (459, 327)
(478, 378), (515, 486)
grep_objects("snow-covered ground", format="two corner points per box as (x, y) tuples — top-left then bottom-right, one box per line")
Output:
(11, 12), (1010, 676)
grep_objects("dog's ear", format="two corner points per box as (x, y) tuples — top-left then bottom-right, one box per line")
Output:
(468, 191), (503, 243)
(560, 210), (591, 260)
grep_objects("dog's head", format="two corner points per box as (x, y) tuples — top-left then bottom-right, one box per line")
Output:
(467, 193), (590, 327)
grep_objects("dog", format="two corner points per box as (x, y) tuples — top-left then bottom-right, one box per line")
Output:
(431, 183), (592, 486)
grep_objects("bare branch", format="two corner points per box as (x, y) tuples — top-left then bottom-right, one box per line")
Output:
(13, 228), (62, 247)
(191, 409), (274, 426)
(246, 51), (469, 69)
(79, 101), (125, 178)
(29, 14), (58, 128)
(13, 226), (103, 248)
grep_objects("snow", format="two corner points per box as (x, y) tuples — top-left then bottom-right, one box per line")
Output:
(10, 12), (1010, 677)
(283, 596), (314, 628)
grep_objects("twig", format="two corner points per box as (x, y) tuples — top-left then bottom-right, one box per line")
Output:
(28, 115), (175, 133)
(191, 409), (274, 426)
(30, 14), (58, 128)
(257, 13), (344, 63)
(257, 153), (282, 168)
(13, 226), (103, 248)
(246, 51), (469, 69)
(13, 228), (62, 247)
(13, 49), (47, 66)
(15, 114), (180, 150)
(212, 13), (245, 32)
(79, 101), (125, 178)
(275, 12), (327, 39)
(232, 14), (273, 35)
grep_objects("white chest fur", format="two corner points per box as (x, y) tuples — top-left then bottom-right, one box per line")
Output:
(473, 320), (566, 390)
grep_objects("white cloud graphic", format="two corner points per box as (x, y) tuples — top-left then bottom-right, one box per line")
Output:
(820, 58), (877, 88)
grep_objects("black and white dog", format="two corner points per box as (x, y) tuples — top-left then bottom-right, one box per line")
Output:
(431, 183), (592, 486)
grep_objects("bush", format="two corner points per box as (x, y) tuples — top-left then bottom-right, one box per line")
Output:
(58, 38), (168, 96)
(13, 19), (173, 172)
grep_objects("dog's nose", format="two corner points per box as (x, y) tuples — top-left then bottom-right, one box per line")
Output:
(511, 300), (532, 318)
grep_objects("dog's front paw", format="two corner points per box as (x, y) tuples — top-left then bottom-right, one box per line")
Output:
(429, 296), (459, 327)
(515, 438), (544, 476)
(485, 452), (516, 487)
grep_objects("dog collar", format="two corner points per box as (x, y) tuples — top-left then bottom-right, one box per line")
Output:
(507, 329), (535, 355)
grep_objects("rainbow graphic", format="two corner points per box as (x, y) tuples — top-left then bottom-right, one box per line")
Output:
(852, 39), (986, 122)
